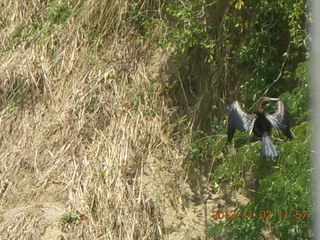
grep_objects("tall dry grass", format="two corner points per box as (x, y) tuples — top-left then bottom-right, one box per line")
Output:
(0, 1), (192, 239)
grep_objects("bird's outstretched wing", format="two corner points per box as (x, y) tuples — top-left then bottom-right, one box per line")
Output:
(227, 101), (257, 141)
(265, 100), (295, 139)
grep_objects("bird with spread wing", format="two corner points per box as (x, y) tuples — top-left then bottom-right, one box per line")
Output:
(226, 97), (295, 157)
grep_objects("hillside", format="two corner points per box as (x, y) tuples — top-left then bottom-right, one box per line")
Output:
(0, 1), (310, 240)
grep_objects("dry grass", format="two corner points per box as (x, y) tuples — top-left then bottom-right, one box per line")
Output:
(0, 1), (201, 239)
(0, 1), (244, 239)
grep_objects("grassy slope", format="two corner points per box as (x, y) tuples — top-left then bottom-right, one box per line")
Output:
(1, 1), (229, 239)
(0, 1), (189, 239)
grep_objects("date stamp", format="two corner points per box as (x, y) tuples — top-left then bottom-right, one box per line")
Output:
(211, 210), (308, 220)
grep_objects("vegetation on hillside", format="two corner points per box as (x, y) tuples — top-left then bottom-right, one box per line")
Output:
(0, 0), (310, 239)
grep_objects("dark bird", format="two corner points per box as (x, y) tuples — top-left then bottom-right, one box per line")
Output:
(226, 97), (295, 157)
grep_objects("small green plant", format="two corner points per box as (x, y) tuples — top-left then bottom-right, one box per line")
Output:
(8, 25), (23, 45)
(127, 2), (147, 25)
(47, 2), (70, 25)
(189, 131), (225, 162)
(6, 25), (27, 51)
(61, 213), (81, 224)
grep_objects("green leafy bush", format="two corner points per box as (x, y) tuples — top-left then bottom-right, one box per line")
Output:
(209, 121), (311, 239)
(280, 62), (310, 124)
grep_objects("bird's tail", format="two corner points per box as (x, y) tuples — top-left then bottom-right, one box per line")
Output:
(262, 133), (278, 157)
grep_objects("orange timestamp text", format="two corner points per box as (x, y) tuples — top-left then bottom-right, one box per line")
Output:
(211, 210), (308, 220)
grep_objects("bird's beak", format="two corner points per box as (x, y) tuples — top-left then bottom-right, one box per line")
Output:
(267, 97), (279, 102)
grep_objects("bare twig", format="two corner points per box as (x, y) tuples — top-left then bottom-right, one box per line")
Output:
(262, 58), (287, 96)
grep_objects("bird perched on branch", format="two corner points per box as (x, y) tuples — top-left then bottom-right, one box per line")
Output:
(226, 97), (295, 157)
